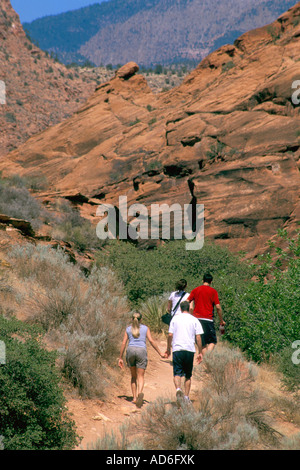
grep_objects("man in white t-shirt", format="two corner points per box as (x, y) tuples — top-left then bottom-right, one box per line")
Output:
(164, 301), (203, 403)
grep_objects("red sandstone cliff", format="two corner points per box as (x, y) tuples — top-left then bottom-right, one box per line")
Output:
(1, 3), (299, 257)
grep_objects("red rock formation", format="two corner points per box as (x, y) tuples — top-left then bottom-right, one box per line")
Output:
(0, 0), (96, 155)
(0, 3), (299, 257)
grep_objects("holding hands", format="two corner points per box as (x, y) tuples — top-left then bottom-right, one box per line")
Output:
(164, 348), (171, 359)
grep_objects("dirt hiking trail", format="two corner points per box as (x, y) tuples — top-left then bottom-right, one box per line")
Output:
(66, 335), (299, 450)
(67, 334), (203, 450)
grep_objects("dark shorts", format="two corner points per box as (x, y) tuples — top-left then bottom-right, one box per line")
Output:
(172, 350), (195, 379)
(199, 319), (217, 347)
(126, 346), (148, 369)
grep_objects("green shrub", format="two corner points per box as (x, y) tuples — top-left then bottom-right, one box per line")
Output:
(96, 239), (252, 307)
(139, 294), (169, 333)
(206, 141), (226, 160)
(0, 315), (80, 450)
(224, 231), (300, 362)
(58, 219), (105, 252)
(276, 344), (300, 393)
(222, 61), (235, 73)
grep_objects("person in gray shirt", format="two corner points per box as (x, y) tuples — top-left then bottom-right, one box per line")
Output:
(119, 312), (164, 407)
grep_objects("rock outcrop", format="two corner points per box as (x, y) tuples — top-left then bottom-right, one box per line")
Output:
(0, 3), (299, 257)
(0, 213), (35, 237)
(0, 0), (97, 156)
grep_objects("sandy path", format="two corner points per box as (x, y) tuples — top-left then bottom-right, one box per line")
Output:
(67, 335), (202, 450)
(66, 337), (300, 450)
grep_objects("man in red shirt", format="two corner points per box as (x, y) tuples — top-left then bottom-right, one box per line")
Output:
(188, 273), (225, 355)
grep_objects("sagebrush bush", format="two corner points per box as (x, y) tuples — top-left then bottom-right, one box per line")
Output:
(8, 244), (84, 329)
(194, 347), (278, 447)
(87, 426), (143, 450)
(131, 346), (279, 450)
(51, 198), (106, 252)
(0, 174), (49, 230)
(138, 398), (264, 450)
(6, 243), (129, 397)
(8, 243), (82, 288)
(57, 266), (129, 397)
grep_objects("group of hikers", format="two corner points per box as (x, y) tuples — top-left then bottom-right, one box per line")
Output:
(118, 273), (226, 408)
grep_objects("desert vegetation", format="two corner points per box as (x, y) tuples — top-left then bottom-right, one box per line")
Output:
(97, 230), (300, 399)
(65, 61), (191, 94)
(4, 243), (129, 396)
(50, 198), (106, 252)
(23, 0), (296, 67)
(0, 173), (50, 230)
(0, 241), (130, 449)
(0, 314), (80, 450)
(90, 345), (300, 450)
(0, 174), (107, 252)
(0, 188), (299, 449)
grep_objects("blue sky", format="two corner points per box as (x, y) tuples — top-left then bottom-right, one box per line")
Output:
(10, 0), (107, 23)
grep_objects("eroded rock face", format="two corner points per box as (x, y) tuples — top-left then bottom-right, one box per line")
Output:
(0, 213), (35, 237)
(0, 3), (300, 257)
(0, 1), (97, 155)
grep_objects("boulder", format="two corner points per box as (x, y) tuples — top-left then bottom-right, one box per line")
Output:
(115, 62), (139, 80)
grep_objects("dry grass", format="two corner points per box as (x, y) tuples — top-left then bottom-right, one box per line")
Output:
(133, 346), (279, 450)
(93, 344), (300, 450)
(2, 242), (130, 398)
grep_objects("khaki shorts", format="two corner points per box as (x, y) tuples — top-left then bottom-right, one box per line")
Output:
(126, 346), (148, 369)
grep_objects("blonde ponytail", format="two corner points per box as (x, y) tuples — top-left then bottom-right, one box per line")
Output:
(131, 313), (142, 338)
